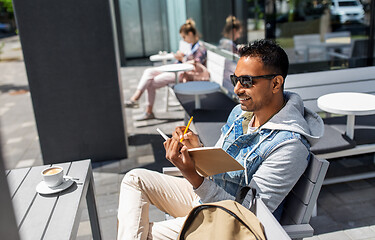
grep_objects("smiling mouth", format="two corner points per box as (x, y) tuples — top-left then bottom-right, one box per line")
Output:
(237, 96), (251, 101)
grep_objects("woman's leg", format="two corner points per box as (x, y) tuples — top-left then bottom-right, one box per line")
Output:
(144, 72), (178, 114)
(117, 168), (200, 240)
(130, 68), (161, 102)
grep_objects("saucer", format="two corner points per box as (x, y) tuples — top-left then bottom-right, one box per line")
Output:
(36, 177), (74, 195)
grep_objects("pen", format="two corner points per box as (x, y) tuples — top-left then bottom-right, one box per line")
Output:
(180, 116), (193, 142)
(156, 128), (169, 141)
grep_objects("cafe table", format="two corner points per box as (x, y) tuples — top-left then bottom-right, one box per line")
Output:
(317, 92), (375, 139)
(6, 159), (101, 240)
(149, 52), (175, 65)
(154, 63), (195, 111)
(174, 81), (221, 109)
(154, 63), (194, 84)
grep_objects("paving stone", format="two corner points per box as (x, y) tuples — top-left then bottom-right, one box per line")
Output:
(149, 204), (166, 222)
(317, 231), (352, 240)
(335, 188), (375, 204)
(304, 236), (320, 240)
(310, 214), (343, 235)
(317, 188), (344, 210)
(344, 226), (375, 240)
(328, 202), (375, 223)
(99, 216), (118, 240)
(76, 220), (91, 238)
(95, 183), (119, 196)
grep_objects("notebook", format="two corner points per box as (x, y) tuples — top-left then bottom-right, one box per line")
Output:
(188, 147), (244, 177)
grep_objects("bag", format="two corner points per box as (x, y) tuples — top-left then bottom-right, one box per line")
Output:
(178, 200), (267, 240)
(180, 62), (210, 82)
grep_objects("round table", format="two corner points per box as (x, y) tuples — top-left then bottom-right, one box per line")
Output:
(317, 92), (375, 139)
(155, 63), (194, 84)
(174, 81), (221, 109)
(149, 53), (175, 65)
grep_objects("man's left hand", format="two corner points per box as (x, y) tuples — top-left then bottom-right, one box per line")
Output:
(164, 138), (204, 188)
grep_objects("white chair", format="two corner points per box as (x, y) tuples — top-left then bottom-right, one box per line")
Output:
(324, 31), (351, 44)
(293, 34), (325, 62)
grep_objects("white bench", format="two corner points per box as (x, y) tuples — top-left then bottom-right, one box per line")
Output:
(285, 66), (375, 184)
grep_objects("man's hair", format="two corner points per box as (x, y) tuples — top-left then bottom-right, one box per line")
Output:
(238, 39), (289, 80)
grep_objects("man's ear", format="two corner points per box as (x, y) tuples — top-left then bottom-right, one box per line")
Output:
(272, 75), (284, 93)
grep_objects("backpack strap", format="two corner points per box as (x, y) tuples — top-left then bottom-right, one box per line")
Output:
(235, 186), (257, 213)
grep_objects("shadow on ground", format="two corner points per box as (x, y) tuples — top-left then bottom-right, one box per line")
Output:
(134, 117), (184, 128)
(0, 84), (29, 94)
(91, 134), (174, 173)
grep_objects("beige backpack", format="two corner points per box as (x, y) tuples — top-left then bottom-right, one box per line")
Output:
(178, 200), (267, 240)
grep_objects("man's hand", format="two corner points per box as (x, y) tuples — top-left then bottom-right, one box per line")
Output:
(173, 126), (203, 149)
(164, 138), (203, 188)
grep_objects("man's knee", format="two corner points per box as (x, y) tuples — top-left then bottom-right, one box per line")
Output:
(122, 168), (149, 188)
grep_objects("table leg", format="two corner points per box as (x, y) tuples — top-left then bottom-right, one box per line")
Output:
(165, 86), (169, 112)
(86, 173), (102, 240)
(194, 95), (201, 109)
(162, 59), (167, 65)
(304, 48), (309, 62)
(346, 115), (355, 139)
(174, 72), (178, 84)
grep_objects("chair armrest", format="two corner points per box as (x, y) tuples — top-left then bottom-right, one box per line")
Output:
(162, 167), (183, 177)
(282, 224), (314, 239)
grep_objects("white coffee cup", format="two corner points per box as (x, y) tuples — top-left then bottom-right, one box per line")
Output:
(41, 166), (64, 187)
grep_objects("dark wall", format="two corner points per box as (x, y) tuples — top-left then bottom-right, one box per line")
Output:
(198, 0), (248, 44)
(201, 0), (233, 44)
(13, 0), (128, 163)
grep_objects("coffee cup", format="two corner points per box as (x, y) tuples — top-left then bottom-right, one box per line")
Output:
(41, 166), (64, 187)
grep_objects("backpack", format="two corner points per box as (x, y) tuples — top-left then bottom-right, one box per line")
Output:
(178, 199), (267, 240)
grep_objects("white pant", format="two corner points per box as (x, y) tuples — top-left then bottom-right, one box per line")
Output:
(117, 169), (201, 240)
(137, 68), (182, 107)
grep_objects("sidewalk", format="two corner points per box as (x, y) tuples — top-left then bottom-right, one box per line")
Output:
(1, 36), (375, 240)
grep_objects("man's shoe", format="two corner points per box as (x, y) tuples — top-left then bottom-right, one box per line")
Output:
(135, 112), (155, 121)
(124, 100), (139, 108)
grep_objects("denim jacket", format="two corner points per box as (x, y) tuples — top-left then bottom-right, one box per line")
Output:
(194, 92), (324, 213)
(213, 105), (311, 198)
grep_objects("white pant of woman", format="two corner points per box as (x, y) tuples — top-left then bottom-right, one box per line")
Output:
(117, 169), (201, 240)
(137, 68), (182, 107)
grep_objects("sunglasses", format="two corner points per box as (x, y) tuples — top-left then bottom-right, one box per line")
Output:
(230, 74), (279, 88)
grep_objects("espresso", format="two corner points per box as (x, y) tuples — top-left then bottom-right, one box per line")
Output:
(43, 167), (62, 175)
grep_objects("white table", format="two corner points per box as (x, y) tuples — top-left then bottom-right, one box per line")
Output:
(149, 52), (175, 65)
(317, 92), (375, 139)
(7, 159), (101, 240)
(154, 63), (194, 111)
(174, 81), (221, 109)
(155, 63), (194, 84)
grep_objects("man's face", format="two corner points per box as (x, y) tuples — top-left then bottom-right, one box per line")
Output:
(233, 56), (275, 113)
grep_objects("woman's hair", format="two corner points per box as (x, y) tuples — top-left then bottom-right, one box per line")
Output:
(180, 18), (197, 36)
(222, 15), (242, 38)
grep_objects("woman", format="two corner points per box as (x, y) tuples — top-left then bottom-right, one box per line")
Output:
(218, 15), (243, 54)
(125, 19), (207, 121)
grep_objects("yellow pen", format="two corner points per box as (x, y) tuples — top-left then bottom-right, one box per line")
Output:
(180, 116), (193, 142)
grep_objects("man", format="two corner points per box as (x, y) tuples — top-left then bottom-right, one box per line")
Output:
(117, 39), (324, 240)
